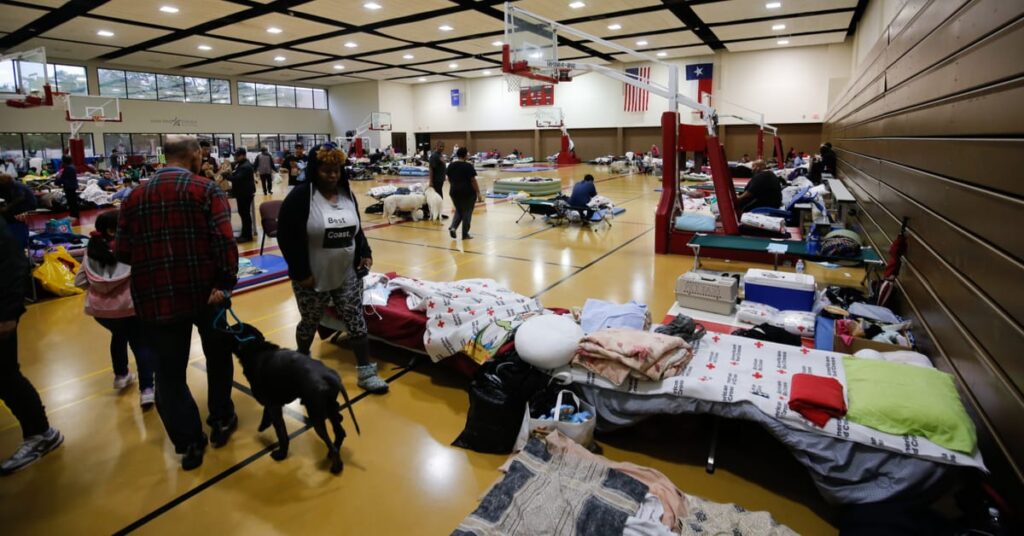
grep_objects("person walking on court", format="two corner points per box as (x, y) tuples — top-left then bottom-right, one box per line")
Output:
(276, 143), (389, 394)
(0, 218), (63, 475)
(254, 146), (275, 196)
(75, 209), (156, 408)
(429, 141), (446, 200)
(117, 135), (239, 471)
(446, 147), (481, 240)
(57, 155), (80, 221)
(230, 148), (256, 242)
(283, 143), (307, 186)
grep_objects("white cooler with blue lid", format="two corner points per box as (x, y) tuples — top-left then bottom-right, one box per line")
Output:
(743, 269), (816, 312)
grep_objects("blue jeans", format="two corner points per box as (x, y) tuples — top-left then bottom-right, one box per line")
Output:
(95, 316), (155, 390)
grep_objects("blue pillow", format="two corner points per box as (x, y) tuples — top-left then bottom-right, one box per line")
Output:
(674, 213), (716, 232)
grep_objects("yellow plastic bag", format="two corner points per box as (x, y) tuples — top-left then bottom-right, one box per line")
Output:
(32, 246), (84, 297)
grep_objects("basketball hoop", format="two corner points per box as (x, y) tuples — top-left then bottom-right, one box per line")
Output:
(504, 73), (523, 93)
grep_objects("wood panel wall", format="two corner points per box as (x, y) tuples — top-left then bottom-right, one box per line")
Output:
(470, 130), (534, 157)
(623, 127), (662, 155)
(723, 124), (824, 161)
(824, 0), (1024, 504)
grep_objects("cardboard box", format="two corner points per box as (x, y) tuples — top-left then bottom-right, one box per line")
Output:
(832, 333), (910, 354)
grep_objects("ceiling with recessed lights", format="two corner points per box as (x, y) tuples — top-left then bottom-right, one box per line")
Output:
(0, 0), (865, 85)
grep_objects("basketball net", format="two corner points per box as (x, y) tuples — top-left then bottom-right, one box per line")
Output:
(504, 73), (523, 93)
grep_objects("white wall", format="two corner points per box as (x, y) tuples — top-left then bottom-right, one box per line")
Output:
(853, 0), (907, 68)
(327, 81), (380, 146)
(377, 81), (415, 151)
(412, 41), (853, 132)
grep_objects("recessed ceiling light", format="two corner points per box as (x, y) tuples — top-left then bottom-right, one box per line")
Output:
(267, 27), (283, 34)
(439, 24), (454, 31)
(569, 1), (586, 8)
(344, 41), (358, 48)
(483, 70), (492, 75)
(363, 2), (382, 9)
(492, 40), (504, 46)
(529, 52), (542, 59)
(333, 64), (345, 70)
(159, 6), (179, 13)
(402, 54), (414, 59)
(97, 30), (114, 37)
(772, 24), (786, 30)
(418, 77), (427, 81)
(656, 51), (667, 57)
(197, 45), (212, 51)
(607, 24), (622, 30)
(274, 56), (287, 62)
(766, 2), (782, 8)
(636, 40), (648, 46)
(448, 63), (459, 68)
(777, 39), (789, 45)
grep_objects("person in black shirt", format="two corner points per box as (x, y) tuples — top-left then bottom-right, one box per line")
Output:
(199, 140), (218, 170)
(282, 144), (308, 186)
(230, 149), (256, 241)
(736, 160), (782, 213)
(446, 147), (481, 240)
(820, 142), (837, 175)
(58, 156), (80, 220)
(429, 142), (446, 200)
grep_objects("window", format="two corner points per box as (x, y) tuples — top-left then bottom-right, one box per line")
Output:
(258, 134), (280, 154)
(99, 68), (127, 97)
(184, 77), (211, 103)
(238, 82), (326, 109)
(18, 61), (46, 95)
(295, 87), (314, 109)
(104, 133), (131, 156)
(157, 74), (185, 102)
(0, 133), (24, 161)
(211, 79), (231, 104)
(240, 134), (259, 151)
(297, 134), (316, 149)
(279, 134), (298, 152)
(125, 71), (157, 100)
(237, 82), (256, 105)
(214, 133), (234, 157)
(23, 133), (63, 160)
(0, 61), (16, 94)
(276, 85), (296, 108)
(255, 83), (276, 107)
(130, 134), (162, 157)
(49, 64), (88, 95)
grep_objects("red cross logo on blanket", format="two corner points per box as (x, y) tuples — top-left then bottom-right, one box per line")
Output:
(797, 326), (806, 333)
(437, 320), (445, 328)
(752, 372), (763, 380)
(487, 308), (495, 316)
(777, 369), (787, 374)
(699, 376), (710, 382)
(482, 284), (488, 288)
(465, 287), (472, 293)
(712, 335), (720, 343)
(428, 301), (435, 309)
(469, 310), (476, 316)
(730, 361), (738, 366)
(447, 307), (454, 313)
(754, 341), (764, 349)
(800, 347), (810, 355)
(706, 363), (716, 370)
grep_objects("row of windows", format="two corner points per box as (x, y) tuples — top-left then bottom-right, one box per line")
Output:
(98, 69), (232, 104)
(238, 82), (327, 109)
(240, 133), (331, 153)
(0, 62), (89, 96)
(0, 132), (96, 162)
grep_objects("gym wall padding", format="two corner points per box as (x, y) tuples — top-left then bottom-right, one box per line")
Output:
(824, 0), (1024, 506)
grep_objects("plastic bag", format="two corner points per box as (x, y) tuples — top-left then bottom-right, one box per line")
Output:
(45, 217), (73, 234)
(362, 272), (392, 307)
(32, 246), (83, 296)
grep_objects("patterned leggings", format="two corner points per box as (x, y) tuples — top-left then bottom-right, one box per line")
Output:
(292, 272), (367, 355)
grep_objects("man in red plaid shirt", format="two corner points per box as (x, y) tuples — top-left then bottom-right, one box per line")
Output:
(117, 135), (239, 470)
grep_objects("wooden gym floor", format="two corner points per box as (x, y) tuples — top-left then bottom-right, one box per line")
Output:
(0, 164), (862, 534)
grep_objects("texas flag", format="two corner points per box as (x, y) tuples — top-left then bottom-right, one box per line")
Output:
(686, 63), (714, 109)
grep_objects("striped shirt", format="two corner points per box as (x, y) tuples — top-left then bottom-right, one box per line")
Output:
(116, 166), (238, 323)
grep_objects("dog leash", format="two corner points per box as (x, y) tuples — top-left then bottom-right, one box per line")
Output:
(213, 301), (260, 345)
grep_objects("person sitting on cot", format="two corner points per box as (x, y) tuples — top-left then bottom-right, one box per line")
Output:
(736, 160), (782, 213)
(568, 174), (598, 221)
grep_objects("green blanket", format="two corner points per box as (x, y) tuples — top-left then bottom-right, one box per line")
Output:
(843, 357), (977, 453)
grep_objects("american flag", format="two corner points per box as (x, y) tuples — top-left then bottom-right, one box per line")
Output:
(623, 65), (651, 112)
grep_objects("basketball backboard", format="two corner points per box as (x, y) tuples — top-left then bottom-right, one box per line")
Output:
(503, 4), (560, 86)
(2, 47), (53, 107)
(369, 112), (392, 131)
(535, 107), (563, 128)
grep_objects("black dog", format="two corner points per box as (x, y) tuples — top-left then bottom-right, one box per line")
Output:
(226, 323), (360, 474)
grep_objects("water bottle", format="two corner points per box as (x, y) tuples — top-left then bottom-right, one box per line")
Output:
(795, 259), (805, 274)
(807, 232), (820, 255)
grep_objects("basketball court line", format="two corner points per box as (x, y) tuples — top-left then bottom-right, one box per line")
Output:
(531, 228), (654, 299)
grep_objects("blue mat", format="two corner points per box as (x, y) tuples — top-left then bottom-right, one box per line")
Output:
(500, 166), (554, 172)
(486, 192), (511, 199)
(236, 254), (289, 292)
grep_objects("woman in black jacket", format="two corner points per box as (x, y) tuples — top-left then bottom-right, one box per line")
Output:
(276, 143), (387, 393)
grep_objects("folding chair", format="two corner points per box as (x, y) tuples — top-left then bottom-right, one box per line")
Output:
(258, 200), (283, 255)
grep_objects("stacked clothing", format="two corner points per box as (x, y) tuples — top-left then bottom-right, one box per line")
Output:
(788, 373), (847, 427)
(454, 431), (796, 536)
(580, 299), (649, 333)
(573, 329), (692, 385)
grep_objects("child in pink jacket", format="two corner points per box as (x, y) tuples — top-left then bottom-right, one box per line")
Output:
(75, 210), (155, 407)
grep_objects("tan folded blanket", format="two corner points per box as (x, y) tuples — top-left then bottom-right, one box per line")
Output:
(573, 328), (692, 385)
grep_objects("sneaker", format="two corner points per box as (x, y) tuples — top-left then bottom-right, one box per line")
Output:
(462, 234), (474, 240)
(0, 428), (64, 475)
(208, 414), (238, 448)
(449, 229), (456, 239)
(113, 372), (136, 391)
(181, 441), (206, 471)
(139, 388), (155, 408)
(357, 363), (389, 394)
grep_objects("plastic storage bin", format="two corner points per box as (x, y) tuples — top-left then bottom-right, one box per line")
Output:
(743, 269), (816, 312)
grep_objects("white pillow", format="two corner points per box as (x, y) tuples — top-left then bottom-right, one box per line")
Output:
(516, 314), (583, 369)
(853, 349), (934, 369)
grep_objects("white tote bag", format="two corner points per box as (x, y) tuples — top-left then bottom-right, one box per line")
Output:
(514, 389), (596, 451)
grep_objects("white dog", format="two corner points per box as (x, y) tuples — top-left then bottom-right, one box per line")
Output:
(610, 160), (630, 174)
(383, 193), (426, 223)
(424, 187), (443, 223)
